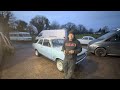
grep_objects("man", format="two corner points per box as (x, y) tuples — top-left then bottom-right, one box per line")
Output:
(62, 30), (82, 79)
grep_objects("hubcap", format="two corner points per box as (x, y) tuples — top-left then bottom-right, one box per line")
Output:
(96, 48), (106, 56)
(35, 50), (38, 56)
(57, 61), (63, 71)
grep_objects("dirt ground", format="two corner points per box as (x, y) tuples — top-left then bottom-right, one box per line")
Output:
(0, 42), (120, 79)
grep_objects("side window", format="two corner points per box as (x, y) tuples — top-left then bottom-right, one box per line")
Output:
(89, 37), (93, 40)
(16, 34), (19, 37)
(107, 34), (119, 42)
(38, 39), (43, 44)
(43, 39), (51, 47)
(19, 34), (23, 37)
(83, 37), (88, 40)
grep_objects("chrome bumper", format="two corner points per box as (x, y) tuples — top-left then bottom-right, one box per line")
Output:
(76, 52), (87, 64)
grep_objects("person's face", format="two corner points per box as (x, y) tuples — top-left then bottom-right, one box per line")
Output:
(68, 33), (74, 41)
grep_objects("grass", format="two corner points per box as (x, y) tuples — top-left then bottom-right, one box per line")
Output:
(75, 34), (102, 39)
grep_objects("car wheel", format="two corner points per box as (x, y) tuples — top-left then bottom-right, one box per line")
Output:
(35, 50), (40, 57)
(56, 59), (63, 72)
(95, 48), (107, 57)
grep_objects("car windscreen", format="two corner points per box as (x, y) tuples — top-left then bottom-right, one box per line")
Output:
(33, 39), (39, 43)
(52, 39), (64, 47)
(98, 31), (116, 40)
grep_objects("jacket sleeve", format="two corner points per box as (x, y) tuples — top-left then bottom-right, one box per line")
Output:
(74, 40), (82, 54)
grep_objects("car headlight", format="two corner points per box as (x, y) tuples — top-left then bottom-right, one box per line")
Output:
(89, 44), (98, 48)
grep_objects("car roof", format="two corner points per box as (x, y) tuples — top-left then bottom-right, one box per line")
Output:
(38, 37), (64, 40)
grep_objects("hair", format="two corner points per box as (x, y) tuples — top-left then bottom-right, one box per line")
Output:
(68, 30), (75, 36)
(68, 30), (77, 40)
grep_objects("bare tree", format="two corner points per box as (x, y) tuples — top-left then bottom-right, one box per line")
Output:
(0, 11), (15, 39)
(77, 24), (88, 34)
(102, 26), (109, 34)
(15, 20), (28, 32)
(50, 21), (60, 29)
(89, 28), (94, 34)
(61, 22), (77, 33)
(30, 15), (50, 35)
(27, 24), (38, 36)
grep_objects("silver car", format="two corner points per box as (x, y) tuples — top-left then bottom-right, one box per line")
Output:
(88, 29), (120, 56)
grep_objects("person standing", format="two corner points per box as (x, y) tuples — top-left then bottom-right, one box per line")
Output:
(62, 30), (82, 79)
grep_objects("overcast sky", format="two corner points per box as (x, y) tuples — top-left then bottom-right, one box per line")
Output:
(12, 11), (120, 31)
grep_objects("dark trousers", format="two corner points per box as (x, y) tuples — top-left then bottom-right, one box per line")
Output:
(63, 57), (76, 79)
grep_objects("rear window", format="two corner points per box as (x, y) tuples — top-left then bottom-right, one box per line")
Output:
(83, 37), (88, 40)
(89, 37), (94, 40)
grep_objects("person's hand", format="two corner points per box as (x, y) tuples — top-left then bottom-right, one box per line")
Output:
(64, 50), (66, 54)
(69, 50), (74, 54)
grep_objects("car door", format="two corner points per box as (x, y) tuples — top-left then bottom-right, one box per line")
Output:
(106, 34), (120, 55)
(82, 37), (89, 44)
(35, 39), (44, 55)
(89, 37), (94, 43)
(42, 39), (52, 60)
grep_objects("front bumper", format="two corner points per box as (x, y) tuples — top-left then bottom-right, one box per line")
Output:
(76, 52), (87, 64)
(87, 44), (98, 53)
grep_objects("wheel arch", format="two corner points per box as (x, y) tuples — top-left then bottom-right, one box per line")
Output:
(55, 58), (62, 62)
(94, 47), (107, 54)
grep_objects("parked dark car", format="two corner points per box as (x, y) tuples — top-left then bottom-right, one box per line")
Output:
(88, 28), (120, 56)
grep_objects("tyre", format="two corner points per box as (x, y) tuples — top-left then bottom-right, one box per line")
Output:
(35, 50), (40, 57)
(95, 48), (107, 57)
(56, 59), (63, 72)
